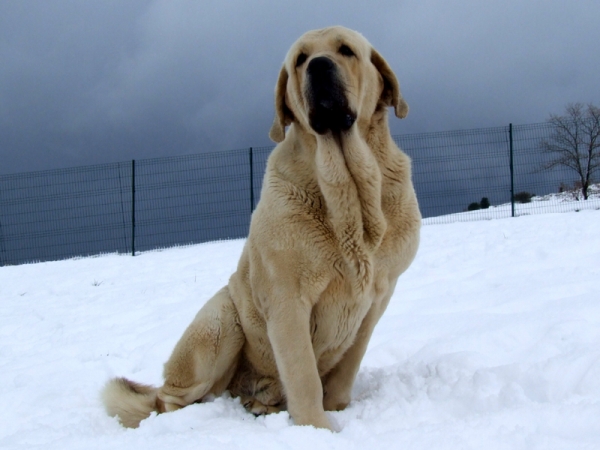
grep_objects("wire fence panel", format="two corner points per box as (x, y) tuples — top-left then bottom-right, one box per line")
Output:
(0, 162), (132, 265)
(509, 122), (600, 216)
(133, 149), (252, 253)
(396, 126), (512, 224)
(1, 122), (599, 266)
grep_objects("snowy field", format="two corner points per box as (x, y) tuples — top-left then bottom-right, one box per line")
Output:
(1, 209), (599, 449)
(424, 183), (600, 225)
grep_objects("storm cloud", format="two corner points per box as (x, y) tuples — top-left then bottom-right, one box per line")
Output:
(1, 0), (599, 174)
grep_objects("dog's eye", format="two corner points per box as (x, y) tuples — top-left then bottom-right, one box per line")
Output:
(296, 53), (308, 67)
(338, 45), (355, 57)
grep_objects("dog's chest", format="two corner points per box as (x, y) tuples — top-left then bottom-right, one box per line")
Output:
(309, 268), (385, 370)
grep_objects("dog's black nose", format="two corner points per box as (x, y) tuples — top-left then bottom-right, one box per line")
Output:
(307, 56), (335, 75)
(306, 55), (355, 134)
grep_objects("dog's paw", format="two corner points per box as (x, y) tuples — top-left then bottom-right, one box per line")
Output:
(242, 397), (282, 416)
(322, 391), (350, 412)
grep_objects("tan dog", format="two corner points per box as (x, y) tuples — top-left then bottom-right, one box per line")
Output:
(102, 26), (420, 431)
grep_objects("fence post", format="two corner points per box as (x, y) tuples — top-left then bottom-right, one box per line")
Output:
(509, 123), (515, 218)
(249, 147), (254, 213)
(131, 159), (136, 256)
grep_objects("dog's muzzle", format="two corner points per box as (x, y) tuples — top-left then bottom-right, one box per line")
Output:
(306, 57), (356, 135)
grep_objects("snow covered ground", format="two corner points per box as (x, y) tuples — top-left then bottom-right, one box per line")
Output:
(1, 209), (599, 449)
(425, 183), (600, 225)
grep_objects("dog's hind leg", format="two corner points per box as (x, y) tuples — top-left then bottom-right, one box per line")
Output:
(158, 286), (245, 411)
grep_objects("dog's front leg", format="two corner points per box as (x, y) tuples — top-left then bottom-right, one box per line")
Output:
(266, 301), (333, 431)
(322, 291), (391, 411)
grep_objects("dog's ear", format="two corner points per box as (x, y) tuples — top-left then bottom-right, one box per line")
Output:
(371, 49), (409, 119)
(269, 65), (294, 143)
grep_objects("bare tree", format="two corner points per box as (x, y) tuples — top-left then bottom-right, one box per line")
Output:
(541, 103), (600, 200)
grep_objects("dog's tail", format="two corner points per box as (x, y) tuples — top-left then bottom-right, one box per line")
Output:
(101, 377), (162, 428)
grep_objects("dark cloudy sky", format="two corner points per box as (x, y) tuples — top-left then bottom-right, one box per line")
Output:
(1, 0), (599, 175)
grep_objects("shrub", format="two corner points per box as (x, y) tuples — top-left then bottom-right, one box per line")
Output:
(480, 197), (490, 209)
(514, 191), (533, 203)
(467, 202), (481, 211)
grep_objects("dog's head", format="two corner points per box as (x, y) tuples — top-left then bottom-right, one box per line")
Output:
(269, 26), (408, 143)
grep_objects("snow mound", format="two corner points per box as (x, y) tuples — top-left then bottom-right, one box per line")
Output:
(0, 210), (599, 449)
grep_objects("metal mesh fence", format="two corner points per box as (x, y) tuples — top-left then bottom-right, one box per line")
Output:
(510, 122), (594, 215)
(1, 122), (598, 266)
(0, 162), (133, 264)
(133, 149), (252, 253)
(395, 126), (511, 223)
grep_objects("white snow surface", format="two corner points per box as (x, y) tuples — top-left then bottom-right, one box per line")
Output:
(424, 183), (600, 225)
(1, 210), (599, 449)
